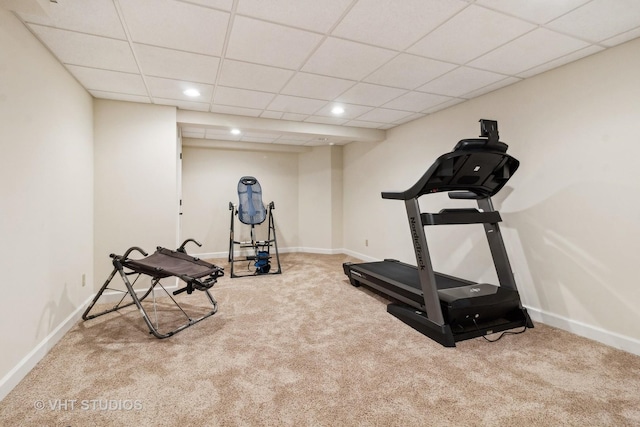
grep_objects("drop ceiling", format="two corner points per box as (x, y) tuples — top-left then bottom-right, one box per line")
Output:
(5, 0), (640, 147)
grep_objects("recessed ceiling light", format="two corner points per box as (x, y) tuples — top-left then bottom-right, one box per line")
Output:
(230, 128), (241, 135)
(183, 88), (200, 97)
(331, 106), (345, 115)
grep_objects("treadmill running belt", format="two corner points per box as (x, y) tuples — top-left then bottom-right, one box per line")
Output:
(359, 261), (420, 289)
(354, 261), (470, 291)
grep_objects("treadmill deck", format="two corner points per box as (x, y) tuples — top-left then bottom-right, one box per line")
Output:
(350, 260), (474, 292)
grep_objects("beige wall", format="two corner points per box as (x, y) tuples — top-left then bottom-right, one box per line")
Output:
(181, 144), (344, 256)
(298, 146), (344, 252)
(181, 144), (300, 255)
(0, 9), (94, 394)
(330, 146), (344, 250)
(343, 38), (640, 351)
(93, 100), (179, 285)
(299, 147), (332, 250)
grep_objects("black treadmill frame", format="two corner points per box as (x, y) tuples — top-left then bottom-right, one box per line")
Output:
(343, 120), (533, 347)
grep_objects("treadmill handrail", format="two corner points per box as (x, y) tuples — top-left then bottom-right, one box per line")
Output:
(421, 209), (501, 226)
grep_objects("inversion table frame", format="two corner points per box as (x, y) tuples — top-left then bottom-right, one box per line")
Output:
(83, 239), (224, 338)
(228, 176), (282, 278)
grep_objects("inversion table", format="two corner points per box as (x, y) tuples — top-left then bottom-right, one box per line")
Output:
(83, 239), (224, 338)
(228, 176), (281, 278)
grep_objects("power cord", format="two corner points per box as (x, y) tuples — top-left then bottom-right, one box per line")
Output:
(472, 318), (528, 343)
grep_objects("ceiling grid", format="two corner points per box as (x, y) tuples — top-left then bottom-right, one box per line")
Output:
(6, 0), (640, 146)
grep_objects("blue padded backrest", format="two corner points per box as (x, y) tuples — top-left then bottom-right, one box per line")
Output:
(237, 176), (267, 225)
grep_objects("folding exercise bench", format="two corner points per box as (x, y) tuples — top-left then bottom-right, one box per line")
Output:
(228, 176), (282, 278)
(83, 238), (224, 338)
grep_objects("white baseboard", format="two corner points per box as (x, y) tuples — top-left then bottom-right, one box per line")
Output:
(340, 248), (379, 263)
(0, 294), (94, 401)
(297, 247), (344, 255)
(526, 306), (640, 356)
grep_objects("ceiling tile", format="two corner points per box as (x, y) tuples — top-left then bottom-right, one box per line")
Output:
(422, 98), (465, 114)
(236, 0), (352, 32)
(407, 5), (536, 64)
(417, 67), (508, 98)
(243, 131), (281, 139)
(267, 95), (327, 115)
(516, 45), (604, 78)
(468, 28), (590, 75)
(241, 135), (278, 143)
(118, 0), (229, 56)
(260, 111), (284, 120)
(281, 73), (355, 100)
(206, 128), (240, 141)
(89, 90), (151, 104)
(214, 86), (276, 110)
(302, 37), (396, 81)
(344, 120), (387, 129)
(314, 103), (373, 120)
(356, 108), (414, 123)
(383, 91), (452, 112)
(304, 116), (349, 125)
(546, 0), (640, 42)
(275, 134), (312, 142)
(17, 0), (126, 39)
(226, 16), (323, 69)
(29, 25), (138, 72)
(602, 27), (640, 47)
(332, 0), (468, 50)
(475, 0), (590, 24)
(364, 54), (457, 89)
(209, 105), (263, 117)
(335, 82), (407, 107)
(67, 65), (147, 95)
(134, 44), (219, 84)
(183, 0), (233, 11)
(153, 98), (210, 111)
(461, 76), (521, 98)
(394, 113), (426, 125)
(146, 76), (214, 101)
(281, 113), (309, 121)
(218, 60), (294, 92)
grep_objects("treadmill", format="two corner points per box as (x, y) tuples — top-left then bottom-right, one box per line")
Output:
(343, 119), (533, 347)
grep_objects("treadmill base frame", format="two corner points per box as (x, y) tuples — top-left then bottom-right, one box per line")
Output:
(387, 302), (533, 347)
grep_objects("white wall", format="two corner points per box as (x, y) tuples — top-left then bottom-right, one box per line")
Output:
(181, 144), (299, 256)
(93, 100), (179, 285)
(343, 38), (640, 352)
(0, 9), (94, 397)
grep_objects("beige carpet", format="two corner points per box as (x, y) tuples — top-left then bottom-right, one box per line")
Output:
(1, 253), (639, 426)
